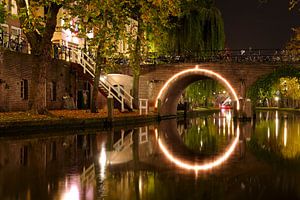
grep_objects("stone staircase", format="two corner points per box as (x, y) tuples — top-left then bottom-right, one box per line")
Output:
(70, 49), (133, 111)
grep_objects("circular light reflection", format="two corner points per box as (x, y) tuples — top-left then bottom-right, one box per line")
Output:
(155, 125), (240, 171)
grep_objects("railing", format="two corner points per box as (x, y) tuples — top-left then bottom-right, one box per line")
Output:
(113, 130), (133, 152)
(144, 49), (300, 64)
(80, 164), (95, 184)
(0, 31), (27, 53)
(0, 27), (299, 65)
(69, 48), (133, 111)
(99, 77), (133, 111)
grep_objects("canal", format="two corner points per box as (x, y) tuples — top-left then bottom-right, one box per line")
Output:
(1, 110), (300, 199)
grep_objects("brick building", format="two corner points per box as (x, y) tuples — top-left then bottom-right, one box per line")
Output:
(0, 48), (101, 111)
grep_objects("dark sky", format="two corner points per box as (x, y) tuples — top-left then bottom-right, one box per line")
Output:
(215, 0), (300, 49)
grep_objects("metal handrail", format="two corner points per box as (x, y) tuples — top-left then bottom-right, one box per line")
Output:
(68, 47), (134, 111)
(102, 78), (133, 109)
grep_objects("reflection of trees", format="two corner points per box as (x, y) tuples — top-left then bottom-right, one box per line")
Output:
(249, 113), (300, 165)
(182, 117), (227, 154)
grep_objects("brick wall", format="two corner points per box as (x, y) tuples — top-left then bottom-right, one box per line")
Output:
(139, 63), (279, 106)
(0, 49), (108, 112)
(0, 49), (78, 111)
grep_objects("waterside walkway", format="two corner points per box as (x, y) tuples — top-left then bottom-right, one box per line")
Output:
(0, 109), (219, 134)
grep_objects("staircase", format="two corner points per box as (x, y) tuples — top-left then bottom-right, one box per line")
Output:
(70, 49), (133, 111)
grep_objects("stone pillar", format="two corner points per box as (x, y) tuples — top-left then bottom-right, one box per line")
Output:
(243, 99), (253, 119)
(240, 79), (246, 99)
(232, 101), (238, 118)
(157, 99), (162, 116)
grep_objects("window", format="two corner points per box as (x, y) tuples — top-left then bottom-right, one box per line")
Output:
(21, 79), (28, 100)
(50, 81), (57, 101)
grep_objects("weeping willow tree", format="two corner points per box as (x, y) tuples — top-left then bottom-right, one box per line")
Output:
(160, 0), (225, 56)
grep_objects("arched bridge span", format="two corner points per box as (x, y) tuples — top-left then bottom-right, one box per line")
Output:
(138, 62), (283, 115)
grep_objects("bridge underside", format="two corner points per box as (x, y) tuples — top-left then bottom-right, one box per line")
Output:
(157, 69), (239, 116)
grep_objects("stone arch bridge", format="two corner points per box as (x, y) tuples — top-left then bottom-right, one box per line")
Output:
(137, 62), (297, 115)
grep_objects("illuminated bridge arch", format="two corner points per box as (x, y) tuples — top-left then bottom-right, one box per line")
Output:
(155, 66), (240, 116)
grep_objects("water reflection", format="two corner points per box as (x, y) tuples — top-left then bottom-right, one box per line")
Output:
(252, 111), (300, 160)
(2, 111), (300, 199)
(156, 110), (240, 171)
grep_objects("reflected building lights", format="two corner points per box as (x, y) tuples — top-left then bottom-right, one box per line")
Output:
(284, 119), (287, 147)
(155, 125), (240, 171)
(139, 175), (143, 197)
(99, 145), (107, 179)
(223, 118), (226, 135)
(275, 111), (279, 138)
(61, 185), (79, 200)
(228, 122), (231, 136)
(267, 127), (270, 140)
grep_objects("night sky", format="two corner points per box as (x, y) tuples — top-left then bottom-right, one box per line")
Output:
(215, 0), (300, 50)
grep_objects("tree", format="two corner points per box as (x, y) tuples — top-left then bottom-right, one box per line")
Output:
(124, 0), (180, 108)
(15, 0), (70, 114)
(67, 0), (128, 113)
(161, 0), (225, 56)
(0, 2), (5, 24)
(185, 79), (225, 108)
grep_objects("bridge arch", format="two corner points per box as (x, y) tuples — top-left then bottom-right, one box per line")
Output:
(247, 66), (300, 104)
(155, 66), (240, 115)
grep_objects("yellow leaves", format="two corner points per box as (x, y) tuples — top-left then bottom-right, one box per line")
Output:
(0, 112), (51, 122)
(0, 110), (143, 123)
(279, 77), (300, 99)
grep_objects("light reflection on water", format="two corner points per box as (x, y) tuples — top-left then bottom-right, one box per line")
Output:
(1, 111), (300, 199)
(254, 111), (300, 160)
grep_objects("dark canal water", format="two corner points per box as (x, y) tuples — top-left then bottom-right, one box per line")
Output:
(1, 110), (300, 200)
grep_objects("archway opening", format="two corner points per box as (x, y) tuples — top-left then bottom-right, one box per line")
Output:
(247, 67), (300, 108)
(155, 66), (240, 116)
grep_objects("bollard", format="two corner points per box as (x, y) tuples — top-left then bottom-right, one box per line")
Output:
(244, 99), (253, 119)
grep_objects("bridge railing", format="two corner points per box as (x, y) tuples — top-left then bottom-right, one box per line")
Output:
(144, 49), (300, 64)
(0, 28), (298, 65)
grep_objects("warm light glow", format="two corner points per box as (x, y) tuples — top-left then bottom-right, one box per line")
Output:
(155, 67), (240, 110)
(284, 119), (287, 147)
(155, 126), (240, 171)
(99, 145), (107, 179)
(62, 185), (79, 200)
(275, 111), (279, 138)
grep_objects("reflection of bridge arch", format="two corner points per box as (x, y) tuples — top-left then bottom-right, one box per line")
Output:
(156, 119), (240, 171)
(155, 66), (240, 116)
